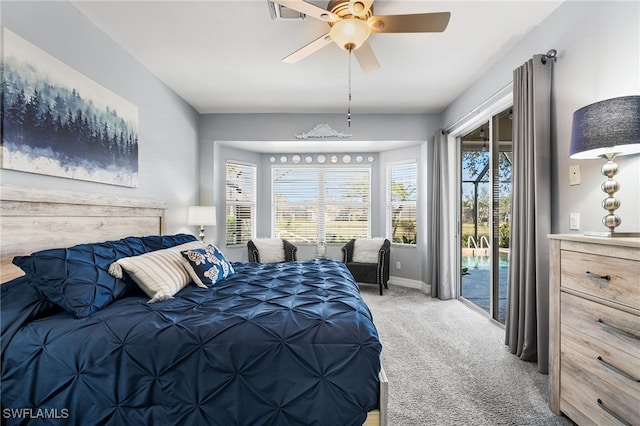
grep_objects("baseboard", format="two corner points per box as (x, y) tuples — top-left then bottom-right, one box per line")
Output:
(388, 276), (431, 295)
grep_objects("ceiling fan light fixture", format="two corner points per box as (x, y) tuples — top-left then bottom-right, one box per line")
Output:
(330, 18), (370, 50)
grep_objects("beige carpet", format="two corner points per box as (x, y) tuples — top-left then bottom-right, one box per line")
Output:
(359, 285), (575, 426)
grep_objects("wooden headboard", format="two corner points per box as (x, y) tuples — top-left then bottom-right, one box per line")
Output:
(0, 185), (166, 283)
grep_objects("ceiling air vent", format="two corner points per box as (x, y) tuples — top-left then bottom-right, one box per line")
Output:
(267, 1), (306, 20)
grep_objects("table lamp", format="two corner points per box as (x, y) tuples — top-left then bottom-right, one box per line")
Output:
(569, 95), (640, 237)
(188, 206), (216, 242)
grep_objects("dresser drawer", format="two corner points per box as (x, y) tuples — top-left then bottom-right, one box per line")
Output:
(561, 249), (640, 310)
(561, 292), (640, 358)
(560, 357), (640, 426)
(562, 326), (640, 402)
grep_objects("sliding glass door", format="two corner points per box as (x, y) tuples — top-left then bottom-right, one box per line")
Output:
(460, 108), (512, 324)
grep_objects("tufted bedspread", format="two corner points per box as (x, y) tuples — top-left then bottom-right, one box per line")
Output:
(1, 259), (382, 425)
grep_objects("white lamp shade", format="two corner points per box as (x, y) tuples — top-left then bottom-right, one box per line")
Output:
(187, 206), (216, 226)
(330, 18), (370, 50)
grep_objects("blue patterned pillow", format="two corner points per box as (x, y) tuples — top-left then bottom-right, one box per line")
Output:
(180, 245), (234, 287)
(12, 234), (196, 318)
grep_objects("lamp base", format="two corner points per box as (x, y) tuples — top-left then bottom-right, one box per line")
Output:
(584, 230), (640, 238)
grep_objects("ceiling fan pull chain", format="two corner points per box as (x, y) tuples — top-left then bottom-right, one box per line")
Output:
(348, 47), (352, 127)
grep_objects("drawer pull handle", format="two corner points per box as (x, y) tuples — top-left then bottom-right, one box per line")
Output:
(597, 399), (632, 426)
(597, 356), (640, 382)
(585, 271), (611, 281)
(596, 319), (640, 341)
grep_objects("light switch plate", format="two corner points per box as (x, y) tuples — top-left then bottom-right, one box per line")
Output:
(570, 213), (580, 230)
(569, 165), (581, 186)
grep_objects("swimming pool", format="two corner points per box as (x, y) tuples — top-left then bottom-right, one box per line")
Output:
(461, 253), (509, 270)
(461, 252), (509, 324)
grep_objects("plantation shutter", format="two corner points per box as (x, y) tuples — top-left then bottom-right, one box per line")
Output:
(226, 161), (256, 246)
(387, 161), (417, 245)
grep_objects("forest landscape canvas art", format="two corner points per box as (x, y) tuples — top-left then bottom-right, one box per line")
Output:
(1, 28), (139, 187)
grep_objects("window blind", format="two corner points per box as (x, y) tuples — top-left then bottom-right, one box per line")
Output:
(272, 167), (370, 244)
(323, 168), (370, 243)
(387, 161), (417, 245)
(226, 161), (256, 246)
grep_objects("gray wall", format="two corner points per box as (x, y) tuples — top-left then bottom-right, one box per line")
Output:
(199, 113), (434, 142)
(1, 1), (201, 234)
(442, 1), (640, 235)
(379, 145), (425, 283)
(199, 113), (441, 283)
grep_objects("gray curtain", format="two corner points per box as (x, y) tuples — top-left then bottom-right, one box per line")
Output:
(505, 55), (552, 374)
(429, 130), (458, 300)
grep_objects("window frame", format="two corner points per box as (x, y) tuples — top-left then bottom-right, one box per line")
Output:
(225, 160), (257, 247)
(386, 160), (418, 246)
(271, 165), (371, 244)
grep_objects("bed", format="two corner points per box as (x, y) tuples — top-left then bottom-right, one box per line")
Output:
(0, 185), (387, 426)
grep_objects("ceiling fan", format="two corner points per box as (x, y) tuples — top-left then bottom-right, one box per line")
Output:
(278, 0), (451, 73)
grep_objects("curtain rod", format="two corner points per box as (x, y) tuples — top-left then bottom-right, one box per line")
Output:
(443, 81), (512, 134)
(443, 49), (558, 134)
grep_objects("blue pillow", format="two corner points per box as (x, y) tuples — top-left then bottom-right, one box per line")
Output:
(12, 234), (197, 318)
(1, 275), (60, 353)
(180, 244), (235, 287)
(140, 234), (197, 252)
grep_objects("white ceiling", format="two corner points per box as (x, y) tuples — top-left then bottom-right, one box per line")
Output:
(71, 0), (563, 116)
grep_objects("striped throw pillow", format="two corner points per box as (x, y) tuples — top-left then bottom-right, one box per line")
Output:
(109, 241), (204, 303)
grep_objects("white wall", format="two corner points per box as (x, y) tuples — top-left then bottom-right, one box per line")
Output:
(1, 1), (201, 234)
(442, 1), (640, 234)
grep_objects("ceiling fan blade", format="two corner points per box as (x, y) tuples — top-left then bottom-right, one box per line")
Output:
(348, 0), (374, 17)
(282, 33), (333, 64)
(354, 41), (380, 73)
(368, 12), (451, 33)
(275, 0), (340, 22)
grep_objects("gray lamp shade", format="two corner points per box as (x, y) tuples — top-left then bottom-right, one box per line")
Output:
(569, 95), (640, 159)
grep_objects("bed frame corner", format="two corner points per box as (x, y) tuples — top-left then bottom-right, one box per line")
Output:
(363, 365), (388, 426)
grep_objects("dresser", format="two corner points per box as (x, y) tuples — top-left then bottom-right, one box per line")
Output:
(549, 235), (640, 426)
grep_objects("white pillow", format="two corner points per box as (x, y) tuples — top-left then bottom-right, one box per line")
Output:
(108, 241), (205, 303)
(252, 238), (285, 263)
(352, 238), (385, 263)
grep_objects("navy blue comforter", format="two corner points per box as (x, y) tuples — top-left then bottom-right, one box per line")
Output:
(1, 259), (381, 425)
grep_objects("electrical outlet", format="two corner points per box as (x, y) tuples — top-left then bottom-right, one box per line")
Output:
(396, 261), (401, 270)
(569, 165), (581, 186)
(570, 213), (580, 230)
